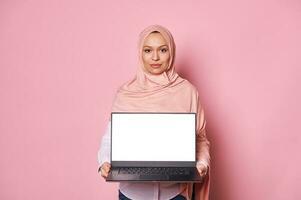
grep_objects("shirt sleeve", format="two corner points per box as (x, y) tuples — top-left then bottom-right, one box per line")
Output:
(97, 121), (111, 169)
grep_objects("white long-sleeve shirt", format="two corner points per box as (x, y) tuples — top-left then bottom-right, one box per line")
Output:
(97, 121), (209, 200)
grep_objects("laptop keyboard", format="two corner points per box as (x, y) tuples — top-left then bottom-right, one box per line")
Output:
(118, 167), (190, 175)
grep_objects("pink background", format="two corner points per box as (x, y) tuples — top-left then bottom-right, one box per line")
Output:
(1, 0), (300, 199)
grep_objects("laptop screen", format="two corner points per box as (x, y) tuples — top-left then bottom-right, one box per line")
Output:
(111, 113), (196, 162)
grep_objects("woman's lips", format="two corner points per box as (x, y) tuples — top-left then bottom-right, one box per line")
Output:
(150, 64), (162, 68)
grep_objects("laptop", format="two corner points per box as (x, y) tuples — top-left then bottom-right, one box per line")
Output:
(106, 112), (204, 182)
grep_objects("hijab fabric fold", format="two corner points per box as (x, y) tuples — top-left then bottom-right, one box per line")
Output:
(111, 24), (210, 200)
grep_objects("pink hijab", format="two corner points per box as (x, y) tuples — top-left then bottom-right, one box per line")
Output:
(111, 25), (210, 200)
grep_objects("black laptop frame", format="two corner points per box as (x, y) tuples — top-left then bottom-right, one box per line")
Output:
(110, 112), (197, 168)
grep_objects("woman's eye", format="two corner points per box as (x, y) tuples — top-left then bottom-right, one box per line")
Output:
(144, 49), (151, 53)
(161, 48), (168, 53)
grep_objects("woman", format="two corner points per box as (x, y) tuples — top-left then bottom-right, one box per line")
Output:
(98, 25), (210, 200)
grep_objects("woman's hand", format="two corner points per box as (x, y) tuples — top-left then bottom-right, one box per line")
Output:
(196, 162), (208, 177)
(98, 162), (111, 179)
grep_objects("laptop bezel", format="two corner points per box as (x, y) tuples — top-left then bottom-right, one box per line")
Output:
(110, 112), (197, 167)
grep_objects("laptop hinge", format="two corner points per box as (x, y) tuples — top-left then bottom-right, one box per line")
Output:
(111, 161), (196, 167)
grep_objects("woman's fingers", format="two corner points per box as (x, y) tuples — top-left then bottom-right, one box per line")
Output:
(196, 163), (207, 177)
(101, 168), (108, 178)
(103, 163), (111, 172)
(100, 162), (111, 178)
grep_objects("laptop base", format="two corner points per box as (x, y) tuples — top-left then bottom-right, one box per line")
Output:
(106, 167), (204, 182)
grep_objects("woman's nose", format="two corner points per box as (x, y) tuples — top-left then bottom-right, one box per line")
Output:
(152, 51), (159, 61)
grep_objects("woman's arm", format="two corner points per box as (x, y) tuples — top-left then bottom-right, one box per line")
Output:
(97, 121), (111, 171)
(196, 94), (210, 173)
(196, 128), (210, 171)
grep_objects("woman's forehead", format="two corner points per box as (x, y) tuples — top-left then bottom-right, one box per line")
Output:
(143, 32), (168, 46)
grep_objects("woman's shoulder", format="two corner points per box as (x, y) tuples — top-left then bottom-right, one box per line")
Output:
(116, 78), (136, 92)
(178, 77), (199, 94)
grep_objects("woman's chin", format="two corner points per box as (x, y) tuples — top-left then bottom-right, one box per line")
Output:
(148, 69), (165, 75)
(145, 66), (168, 75)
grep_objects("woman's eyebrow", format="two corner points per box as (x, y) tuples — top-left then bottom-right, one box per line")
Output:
(143, 45), (168, 48)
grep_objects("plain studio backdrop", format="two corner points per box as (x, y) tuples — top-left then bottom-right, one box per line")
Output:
(0, 0), (300, 199)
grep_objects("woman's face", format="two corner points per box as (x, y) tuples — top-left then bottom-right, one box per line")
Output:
(142, 32), (170, 75)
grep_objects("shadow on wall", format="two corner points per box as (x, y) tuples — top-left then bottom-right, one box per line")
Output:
(177, 53), (232, 200)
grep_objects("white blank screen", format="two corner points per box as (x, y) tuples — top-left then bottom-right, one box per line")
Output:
(111, 113), (195, 161)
